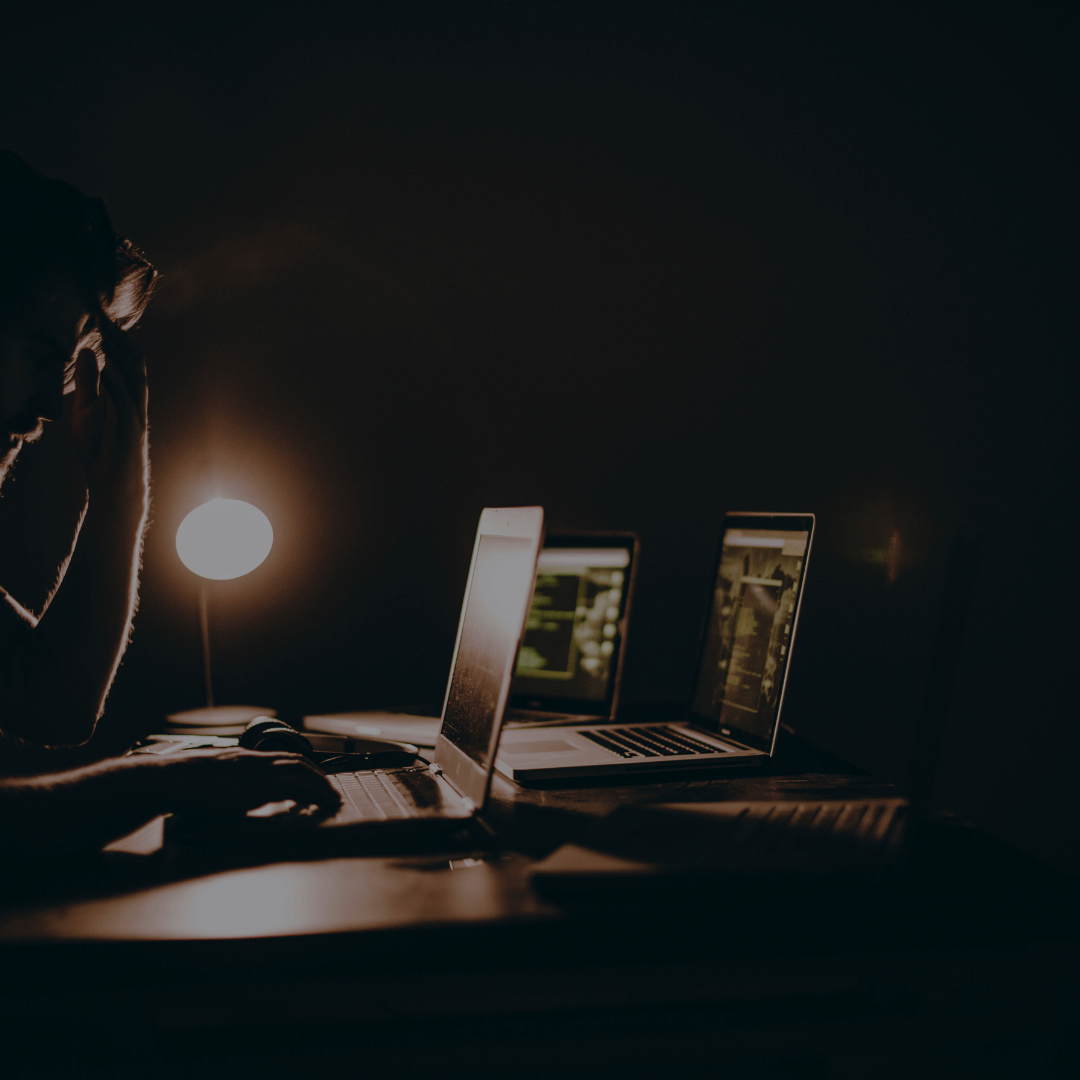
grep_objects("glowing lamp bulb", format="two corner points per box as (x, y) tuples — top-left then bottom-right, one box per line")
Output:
(176, 498), (273, 581)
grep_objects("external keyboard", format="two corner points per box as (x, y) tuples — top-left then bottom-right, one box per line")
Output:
(716, 800), (903, 851)
(579, 725), (728, 759)
(530, 798), (910, 887)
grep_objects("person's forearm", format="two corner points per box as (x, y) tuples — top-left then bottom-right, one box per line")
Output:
(0, 756), (162, 856)
(9, 485), (147, 746)
(0, 748), (342, 857)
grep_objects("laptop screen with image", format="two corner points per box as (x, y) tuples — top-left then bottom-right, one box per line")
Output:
(510, 536), (636, 715)
(690, 515), (814, 752)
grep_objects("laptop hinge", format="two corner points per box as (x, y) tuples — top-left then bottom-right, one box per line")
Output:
(427, 757), (479, 812)
(694, 726), (758, 753)
(717, 736), (758, 753)
(428, 760), (473, 810)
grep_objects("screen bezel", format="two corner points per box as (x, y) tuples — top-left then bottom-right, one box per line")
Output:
(508, 532), (639, 718)
(686, 512), (815, 755)
(435, 506), (545, 809)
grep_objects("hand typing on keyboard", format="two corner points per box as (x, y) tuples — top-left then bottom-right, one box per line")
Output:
(0, 748), (344, 857)
(151, 748), (343, 817)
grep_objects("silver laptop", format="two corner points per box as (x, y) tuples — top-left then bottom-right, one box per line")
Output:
(303, 533), (638, 747)
(505, 533), (638, 727)
(529, 521), (985, 894)
(496, 512), (815, 781)
(315, 506), (545, 829)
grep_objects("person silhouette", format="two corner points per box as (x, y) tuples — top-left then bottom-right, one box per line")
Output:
(0, 151), (338, 855)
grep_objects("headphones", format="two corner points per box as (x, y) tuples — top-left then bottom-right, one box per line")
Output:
(238, 717), (315, 756)
(238, 716), (421, 766)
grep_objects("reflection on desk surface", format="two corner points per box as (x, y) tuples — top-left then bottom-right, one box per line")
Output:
(0, 850), (553, 942)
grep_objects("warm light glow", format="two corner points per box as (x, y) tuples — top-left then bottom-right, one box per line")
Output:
(176, 498), (274, 580)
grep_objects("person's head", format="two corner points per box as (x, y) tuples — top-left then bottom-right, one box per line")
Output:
(0, 151), (156, 483)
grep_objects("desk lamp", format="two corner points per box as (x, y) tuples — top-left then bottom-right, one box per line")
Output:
(167, 497), (276, 733)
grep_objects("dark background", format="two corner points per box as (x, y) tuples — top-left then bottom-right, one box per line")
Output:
(0, 4), (1073, 867)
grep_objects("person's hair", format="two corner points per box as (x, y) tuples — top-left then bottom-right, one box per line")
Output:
(0, 150), (156, 330)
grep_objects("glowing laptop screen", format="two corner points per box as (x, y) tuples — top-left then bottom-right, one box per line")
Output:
(691, 523), (811, 747)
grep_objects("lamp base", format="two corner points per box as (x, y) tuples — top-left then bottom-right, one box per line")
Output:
(164, 705), (277, 737)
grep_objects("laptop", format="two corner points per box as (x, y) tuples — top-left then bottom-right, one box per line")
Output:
(303, 532), (638, 746)
(528, 522), (985, 895)
(496, 512), (815, 780)
(505, 533), (638, 726)
(312, 506), (545, 830)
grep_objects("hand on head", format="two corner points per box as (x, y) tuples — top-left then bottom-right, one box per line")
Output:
(70, 311), (148, 505)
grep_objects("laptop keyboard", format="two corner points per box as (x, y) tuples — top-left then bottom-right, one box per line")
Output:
(580, 725), (728, 759)
(327, 767), (433, 824)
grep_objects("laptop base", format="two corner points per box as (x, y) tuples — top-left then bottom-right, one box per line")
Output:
(497, 722), (766, 781)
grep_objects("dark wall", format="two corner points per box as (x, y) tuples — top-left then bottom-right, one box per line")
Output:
(0, 5), (1073, 867)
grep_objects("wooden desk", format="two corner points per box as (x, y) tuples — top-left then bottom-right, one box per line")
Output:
(0, 732), (891, 942)
(0, 734), (1076, 1078)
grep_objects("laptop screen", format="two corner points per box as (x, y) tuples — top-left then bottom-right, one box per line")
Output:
(440, 532), (540, 767)
(509, 535), (636, 716)
(689, 514), (815, 753)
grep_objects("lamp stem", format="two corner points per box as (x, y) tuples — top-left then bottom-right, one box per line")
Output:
(198, 581), (214, 709)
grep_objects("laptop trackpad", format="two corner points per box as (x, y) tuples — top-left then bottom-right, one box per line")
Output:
(502, 740), (579, 756)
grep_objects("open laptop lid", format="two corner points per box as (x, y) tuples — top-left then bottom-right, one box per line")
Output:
(434, 507), (545, 808)
(688, 512), (815, 755)
(509, 533), (638, 718)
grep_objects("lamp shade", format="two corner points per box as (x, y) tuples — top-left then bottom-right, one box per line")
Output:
(176, 498), (274, 580)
